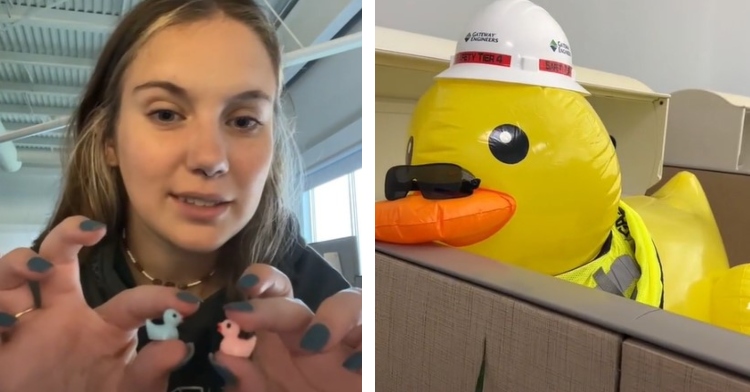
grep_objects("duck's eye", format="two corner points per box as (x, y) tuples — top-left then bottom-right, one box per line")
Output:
(226, 322), (231, 328)
(488, 124), (529, 165)
(172, 313), (177, 318)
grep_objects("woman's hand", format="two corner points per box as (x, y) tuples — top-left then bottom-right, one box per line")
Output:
(211, 264), (362, 392)
(0, 216), (199, 392)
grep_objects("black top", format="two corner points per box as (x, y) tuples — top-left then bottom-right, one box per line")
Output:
(79, 236), (351, 392)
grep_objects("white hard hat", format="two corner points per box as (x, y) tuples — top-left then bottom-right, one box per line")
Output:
(437, 0), (588, 94)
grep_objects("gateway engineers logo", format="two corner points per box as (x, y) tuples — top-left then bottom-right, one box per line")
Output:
(464, 31), (499, 43)
(549, 39), (571, 56)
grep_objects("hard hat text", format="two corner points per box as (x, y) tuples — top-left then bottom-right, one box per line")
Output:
(455, 51), (511, 67)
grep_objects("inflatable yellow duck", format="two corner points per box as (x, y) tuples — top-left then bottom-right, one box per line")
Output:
(375, 0), (750, 335)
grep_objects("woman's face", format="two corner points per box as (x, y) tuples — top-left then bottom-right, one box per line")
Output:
(109, 15), (277, 252)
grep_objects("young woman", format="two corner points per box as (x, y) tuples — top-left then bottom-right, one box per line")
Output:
(0, 1), (362, 391)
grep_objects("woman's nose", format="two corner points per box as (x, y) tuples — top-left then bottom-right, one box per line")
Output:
(185, 122), (229, 178)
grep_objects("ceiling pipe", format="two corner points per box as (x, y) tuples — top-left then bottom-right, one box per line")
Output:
(282, 31), (362, 68)
(0, 116), (69, 144)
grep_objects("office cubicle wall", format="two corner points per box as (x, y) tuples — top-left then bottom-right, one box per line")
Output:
(375, 242), (750, 391)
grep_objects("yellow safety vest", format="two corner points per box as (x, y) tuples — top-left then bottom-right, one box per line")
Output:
(556, 201), (664, 308)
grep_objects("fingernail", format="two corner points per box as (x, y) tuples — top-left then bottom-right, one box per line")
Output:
(173, 343), (195, 371)
(79, 220), (105, 231)
(0, 312), (16, 328)
(176, 291), (201, 304)
(27, 257), (52, 273)
(223, 301), (253, 312)
(236, 274), (259, 290)
(343, 351), (362, 372)
(300, 323), (330, 353)
(209, 353), (237, 386)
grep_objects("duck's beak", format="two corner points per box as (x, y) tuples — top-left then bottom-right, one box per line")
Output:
(375, 189), (516, 247)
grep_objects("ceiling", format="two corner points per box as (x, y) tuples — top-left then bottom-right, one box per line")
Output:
(0, 0), (362, 227)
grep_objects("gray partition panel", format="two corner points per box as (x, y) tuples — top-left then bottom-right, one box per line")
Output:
(376, 241), (750, 378)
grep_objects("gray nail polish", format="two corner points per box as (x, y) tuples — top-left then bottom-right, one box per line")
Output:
(0, 312), (16, 328)
(79, 220), (105, 231)
(300, 323), (330, 353)
(209, 353), (237, 386)
(236, 274), (259, 290)
(173, 343), (195, 371)
(176, 291), (201, 304)
(343, 351), (362, 371)
(27, 257), (52, 273)
(223, 301), (253, 312)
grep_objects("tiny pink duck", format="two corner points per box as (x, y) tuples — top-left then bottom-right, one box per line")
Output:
(218, 319), (257, 358)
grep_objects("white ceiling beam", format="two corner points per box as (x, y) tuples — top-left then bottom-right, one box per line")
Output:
(0, 50), (93, 68)
(277, 0), (361, 84)
(0, 81), (81, 96)
(284, 32), (362, 68)
(0, 104), (71, 117)
(0, 5), (117, 33)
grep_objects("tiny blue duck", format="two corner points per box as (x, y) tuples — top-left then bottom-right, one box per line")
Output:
(146, 308), (183, 341)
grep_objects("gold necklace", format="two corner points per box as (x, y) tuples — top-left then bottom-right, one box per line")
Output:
(122, 232), (216, 289)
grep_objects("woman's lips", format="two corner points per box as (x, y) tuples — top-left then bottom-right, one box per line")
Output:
(170, 194), (231, 222)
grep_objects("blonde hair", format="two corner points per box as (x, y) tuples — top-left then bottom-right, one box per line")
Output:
(33, 0), (302, 298)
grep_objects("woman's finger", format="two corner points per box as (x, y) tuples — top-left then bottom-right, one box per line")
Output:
(0, 305), (37, 337)
(0, 248), (54, 290)
(223, 297), (313, 336)
(35, 216), (108, 304)
(236, 264), (293, 299)
(37, 216), (107, 263)
(210, 351), (271, 392)
(342, 324), (361, 349)
(298, 289), (361, 354)
(0, 249), (54, 320)
(293, 347), (362, 391)
(0, 296), (38, 334)
(121, 340), (194, 392)
(95, 286), (202, 331)
(343, 343), (362, 375)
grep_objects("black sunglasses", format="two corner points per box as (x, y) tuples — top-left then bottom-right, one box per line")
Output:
(384, 163), (481, 201)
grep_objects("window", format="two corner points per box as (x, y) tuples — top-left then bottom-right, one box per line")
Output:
(300, 167), (364, 278)
(309, 173), (354, 242)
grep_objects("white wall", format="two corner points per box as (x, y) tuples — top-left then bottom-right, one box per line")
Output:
(0, 168), (59, 225)
(375, 0), (750, 97)
(0, 225), (43, 255)
(0, 167), (59, 253)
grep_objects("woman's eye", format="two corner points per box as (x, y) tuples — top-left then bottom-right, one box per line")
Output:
(149, 109), (182, 123)
(229, 116), (260, 131)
